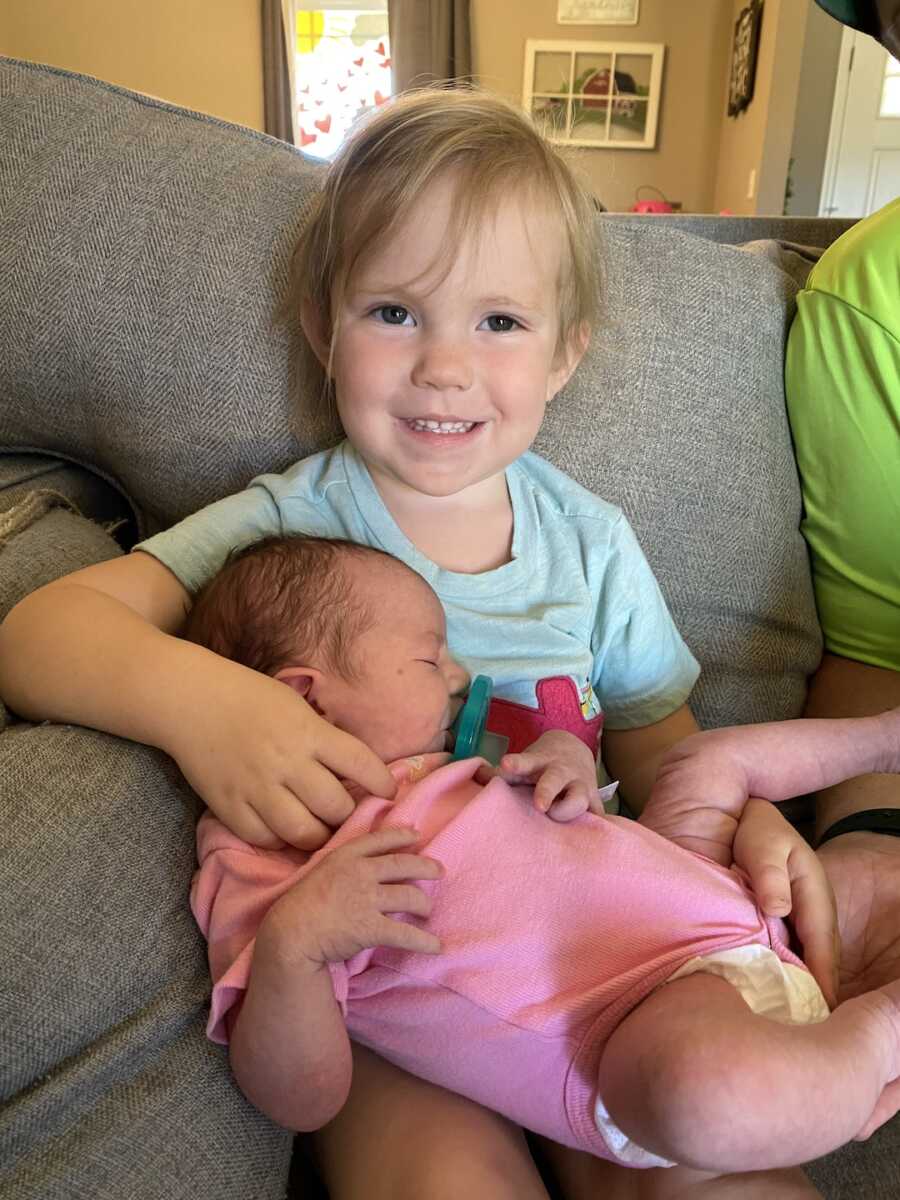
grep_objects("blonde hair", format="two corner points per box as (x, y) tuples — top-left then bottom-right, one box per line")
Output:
(287, 85), (598, 408)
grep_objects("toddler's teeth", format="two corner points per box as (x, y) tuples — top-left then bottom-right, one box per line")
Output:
(408, 419), (476, 434)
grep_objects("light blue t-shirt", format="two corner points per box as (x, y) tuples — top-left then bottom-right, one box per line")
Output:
(137, 442), (698, 731)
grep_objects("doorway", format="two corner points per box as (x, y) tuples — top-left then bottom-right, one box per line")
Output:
(820, 27), (900, 216)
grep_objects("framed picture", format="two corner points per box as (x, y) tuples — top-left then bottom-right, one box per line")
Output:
(727, 0), (763, 116)
(523, 39), (664, 150)
(557, 0), (639, 24)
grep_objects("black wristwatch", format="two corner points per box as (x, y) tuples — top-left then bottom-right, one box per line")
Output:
(817, 807), (900, 847)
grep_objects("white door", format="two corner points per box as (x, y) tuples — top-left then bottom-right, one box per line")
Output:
(821, 29), (900, 217)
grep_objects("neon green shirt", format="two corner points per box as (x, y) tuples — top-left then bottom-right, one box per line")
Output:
(785, 198), (900, 671)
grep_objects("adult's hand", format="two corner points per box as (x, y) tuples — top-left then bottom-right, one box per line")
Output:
(820, 833), (900, 1000)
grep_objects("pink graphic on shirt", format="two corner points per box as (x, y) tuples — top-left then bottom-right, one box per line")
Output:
(487, 676), (603, 756)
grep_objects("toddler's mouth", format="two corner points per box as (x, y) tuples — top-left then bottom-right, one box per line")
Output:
(406, 419), (478, 435)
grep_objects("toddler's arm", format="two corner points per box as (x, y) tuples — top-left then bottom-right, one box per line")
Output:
(229, 828), (442, 1130)
(602, 703), (701, 815)
(0, 553), (396, 848)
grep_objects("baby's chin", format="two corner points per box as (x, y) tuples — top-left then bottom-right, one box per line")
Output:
(378, 727), (451, 761)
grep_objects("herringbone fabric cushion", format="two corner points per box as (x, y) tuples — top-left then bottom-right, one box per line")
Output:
(0, 55), (337, 535)
(535, 222), (823, 731)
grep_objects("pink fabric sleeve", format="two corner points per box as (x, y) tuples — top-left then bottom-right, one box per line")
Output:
(190, 812), (312, 1043)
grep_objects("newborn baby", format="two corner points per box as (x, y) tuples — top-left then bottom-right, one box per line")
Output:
(187, 534), (900, 1173)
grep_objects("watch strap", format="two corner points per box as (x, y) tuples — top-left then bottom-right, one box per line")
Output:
(816, 807), (900, 847)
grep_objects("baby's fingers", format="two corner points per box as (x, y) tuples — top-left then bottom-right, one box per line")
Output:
(378, 882), (435, 920)
(496, 752), (541, 783)
(372, 851), (444, 884)
(375, 914), (442, 956)
(533, 765), (580, 813)
(546, 787), (591, 823)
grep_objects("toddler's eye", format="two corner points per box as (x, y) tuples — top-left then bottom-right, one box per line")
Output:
(374, 305), (412, 326)
(482, 314), (521, 333)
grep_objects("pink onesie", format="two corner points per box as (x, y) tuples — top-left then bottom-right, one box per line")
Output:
(191, 755), (801, 1162)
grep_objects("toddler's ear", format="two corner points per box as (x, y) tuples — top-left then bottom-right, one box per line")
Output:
(275, 665), (319, 699)
(300, 300), (332, 371)
(548, 321), (591, 400)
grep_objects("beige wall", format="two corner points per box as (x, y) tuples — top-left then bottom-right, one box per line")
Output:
(785, 0), (842, 215)
(712, 0), (809, 214)
(0, 0), (264, 130)
(472, 0), (733, 213)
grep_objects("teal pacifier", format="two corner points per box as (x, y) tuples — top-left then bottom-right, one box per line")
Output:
(450, 675), (509, 765)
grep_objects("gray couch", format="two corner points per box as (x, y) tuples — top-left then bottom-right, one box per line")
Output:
(0, 55), (895, 1200)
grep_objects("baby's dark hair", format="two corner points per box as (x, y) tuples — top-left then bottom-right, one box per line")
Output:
(184, 535), (404, 680)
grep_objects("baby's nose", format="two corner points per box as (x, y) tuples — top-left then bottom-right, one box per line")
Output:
(448, 658), (470, 696)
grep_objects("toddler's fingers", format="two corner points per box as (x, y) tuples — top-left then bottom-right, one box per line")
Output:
(283, 759), (356, 831)
(250, 787), (335, 851)
(320, 725), (397, 802)
(375, 915), (442, 956)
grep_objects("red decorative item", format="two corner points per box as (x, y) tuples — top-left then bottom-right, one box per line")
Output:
(299, 129), (317, 148)
(583, 68), (613, 110)
(375, 41), (386, 56)
(314, 114), (332, 134)
(486, 677), (604, 758)
(374, 89), (388, 106)
(354, 57), (364, 67)
(630, 185), (674, 215)
(632, 199), (673, 214)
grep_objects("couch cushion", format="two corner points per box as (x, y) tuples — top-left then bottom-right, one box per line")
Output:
(535, 223), (823, 731)
(0, 720), (292, 1200)
(0, 452), (139, 543)
(0, 56), (335, 535)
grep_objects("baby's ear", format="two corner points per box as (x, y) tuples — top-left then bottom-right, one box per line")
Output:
(275, 665), (319, 699)
(299, 300), (332, 372)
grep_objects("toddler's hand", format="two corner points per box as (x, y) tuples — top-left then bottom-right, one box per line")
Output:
(733, 797), (840, 1009)
(265, 827), (444, 965)
(477, 730), (599, 821)
(169, 663), (396, 850)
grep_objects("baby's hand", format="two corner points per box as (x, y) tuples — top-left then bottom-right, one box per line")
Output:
(265, 828), (444, 965)
(733, 798), (840, 1009)
(477, 730), (599, 821)
(169, 662), (396, 850)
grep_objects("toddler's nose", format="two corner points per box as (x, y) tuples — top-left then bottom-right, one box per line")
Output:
(411, 336), (473, 391)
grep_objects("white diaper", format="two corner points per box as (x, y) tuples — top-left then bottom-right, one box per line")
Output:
(593, 944), (829, 1168)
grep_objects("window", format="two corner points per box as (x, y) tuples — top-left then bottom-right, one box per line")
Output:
(880, 53), (900, 119)
(292, 1), (391, 159)
(523, 39), (664, 149)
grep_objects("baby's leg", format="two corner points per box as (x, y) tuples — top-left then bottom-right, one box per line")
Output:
(597, 972), (900, 1174)
(313, 1043), (551, 1200)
